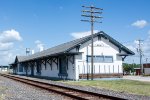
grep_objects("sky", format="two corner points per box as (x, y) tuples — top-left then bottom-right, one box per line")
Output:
(0, 0), (150, 65)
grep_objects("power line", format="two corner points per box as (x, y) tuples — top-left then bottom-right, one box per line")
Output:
(81, 5), (103, 80)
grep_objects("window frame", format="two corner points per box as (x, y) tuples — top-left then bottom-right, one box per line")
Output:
(87, 55), (113, 63)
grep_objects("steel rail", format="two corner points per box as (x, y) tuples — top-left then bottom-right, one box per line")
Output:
(0, 74), (126, 100)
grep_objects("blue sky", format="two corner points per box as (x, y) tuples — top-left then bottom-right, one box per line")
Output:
(0, 0), (150, 65)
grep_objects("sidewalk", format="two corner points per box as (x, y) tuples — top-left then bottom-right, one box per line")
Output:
(123, 75), (150, 82)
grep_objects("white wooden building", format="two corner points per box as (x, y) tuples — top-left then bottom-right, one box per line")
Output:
(143, 63), (150, 75)
(11, 31), (134, 80)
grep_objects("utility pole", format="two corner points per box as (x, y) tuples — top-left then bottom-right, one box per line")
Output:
(136, 39), (144, 75)
(81, 5), (103, 80)
(146, 58), (148, 70)
(146, 58), (148, 64)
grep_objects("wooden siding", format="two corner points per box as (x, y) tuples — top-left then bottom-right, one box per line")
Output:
(79, 73), (123, 79)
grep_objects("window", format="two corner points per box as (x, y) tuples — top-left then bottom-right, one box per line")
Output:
(105, 56), (113, 63)
(96, 56), (104, 62)
(87, 55), (113, 63)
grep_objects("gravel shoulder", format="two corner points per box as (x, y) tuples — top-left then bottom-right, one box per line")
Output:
(0, 76), (67, 100)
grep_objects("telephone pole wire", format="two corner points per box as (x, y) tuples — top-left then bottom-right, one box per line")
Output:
(81, 5), (103, 80)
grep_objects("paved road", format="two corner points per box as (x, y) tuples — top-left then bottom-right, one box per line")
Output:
(123, 75), (150, 82)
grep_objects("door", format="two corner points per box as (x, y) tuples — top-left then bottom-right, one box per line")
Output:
(59, 56), (67, 74)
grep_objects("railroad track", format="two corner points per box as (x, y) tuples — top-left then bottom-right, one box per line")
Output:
(0, 74), (126, 100)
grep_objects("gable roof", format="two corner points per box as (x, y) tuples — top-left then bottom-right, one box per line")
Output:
(100, 31), (134, 55)
(13, 56), (26, 63)
(15, 31), (135, 63)
(17, 56), (27, 62)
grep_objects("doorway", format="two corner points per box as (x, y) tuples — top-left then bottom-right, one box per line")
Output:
(59, 56), (67, 74)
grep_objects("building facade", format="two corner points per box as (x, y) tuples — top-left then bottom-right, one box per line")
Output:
(11, 31), (134, 80)
(143, 63), (150, 75)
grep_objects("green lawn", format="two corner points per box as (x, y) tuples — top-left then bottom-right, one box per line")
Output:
(62, 79), (150, 96)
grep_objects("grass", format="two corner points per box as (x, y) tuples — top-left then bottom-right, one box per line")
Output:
(62, 79), (150, 96)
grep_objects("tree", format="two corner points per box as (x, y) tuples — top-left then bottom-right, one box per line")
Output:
(123, 63), (139, 75)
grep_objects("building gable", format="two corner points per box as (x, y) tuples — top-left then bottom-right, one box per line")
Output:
(11, 31), (134, 63)
(69, 31), (134, 56)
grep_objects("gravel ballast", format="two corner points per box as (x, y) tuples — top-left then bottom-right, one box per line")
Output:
(1, 74), (150, 100)
(0, 76), (67, 100)
(10, 74), (150, 100)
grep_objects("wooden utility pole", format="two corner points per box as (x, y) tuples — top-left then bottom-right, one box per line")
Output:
(137, 39), (144, 75)
(81, 5), (103, 80)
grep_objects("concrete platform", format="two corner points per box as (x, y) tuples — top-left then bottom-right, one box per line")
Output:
(123, 75), (150, 82)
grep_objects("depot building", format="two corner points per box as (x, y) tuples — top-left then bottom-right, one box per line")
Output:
(10, 31), (134, 80)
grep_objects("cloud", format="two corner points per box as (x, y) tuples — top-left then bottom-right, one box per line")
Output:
(125, 30), (150, 64)
(71, 30), (99, 39)
(143, 38), (150, 54)
(0, 29), (23, 65)
(124, 42), (140, 64)
(0, 29), (22, 43)
(148, 30), (150, 35)
(0, 29), (22, 51)
(35, 40), (44, 52)
(0, 42), (13, 51)
(0, 51), (14, 64)
(131, 20), (148, 28)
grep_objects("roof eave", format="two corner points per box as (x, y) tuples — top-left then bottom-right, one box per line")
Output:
(19, 52), (82, 63)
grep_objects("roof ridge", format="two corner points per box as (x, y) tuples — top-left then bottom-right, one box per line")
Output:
(27, 32), (99, 56)
(12, 31), (134, 63)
